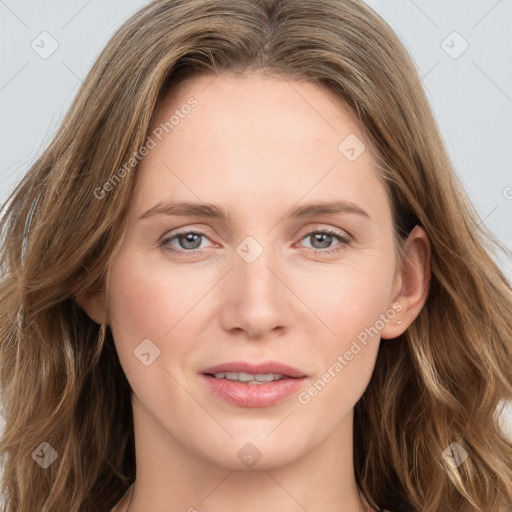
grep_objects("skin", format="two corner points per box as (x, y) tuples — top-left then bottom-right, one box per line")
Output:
(78, 71), (430, 512)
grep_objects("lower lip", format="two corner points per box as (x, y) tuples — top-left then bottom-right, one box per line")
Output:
(200, 374), (307, 408)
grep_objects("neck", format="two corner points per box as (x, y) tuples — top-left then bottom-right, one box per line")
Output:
(124, 395), (370, 512)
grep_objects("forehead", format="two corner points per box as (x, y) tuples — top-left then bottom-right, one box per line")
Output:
(155, 71), (367, 149)
(131, 71), (390, 222)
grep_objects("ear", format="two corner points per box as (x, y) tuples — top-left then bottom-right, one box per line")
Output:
(381, 225), (431, 340)
(74, 287), (108, 326)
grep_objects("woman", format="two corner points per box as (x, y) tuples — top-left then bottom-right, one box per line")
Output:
(0, 0), (511, 511)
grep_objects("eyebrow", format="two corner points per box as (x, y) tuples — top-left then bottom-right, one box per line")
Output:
(139, 199), (370, 221)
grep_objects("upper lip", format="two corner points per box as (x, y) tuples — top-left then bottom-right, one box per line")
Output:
(201, 361), (307, 378)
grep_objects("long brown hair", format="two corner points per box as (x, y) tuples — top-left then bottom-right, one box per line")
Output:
(1, 1), (511, 510)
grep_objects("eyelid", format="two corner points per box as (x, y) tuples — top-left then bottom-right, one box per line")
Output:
(295, 223), (351, 240)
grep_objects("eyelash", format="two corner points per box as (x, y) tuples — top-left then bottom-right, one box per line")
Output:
(160, 227), (351, 257)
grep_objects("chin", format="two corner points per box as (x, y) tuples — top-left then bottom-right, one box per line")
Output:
(196, 435), (307, 471)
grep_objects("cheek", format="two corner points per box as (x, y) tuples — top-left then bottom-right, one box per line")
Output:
(105, 250), (207, 411)
(303, 257), (395, 344)
(106, 250), (185, 364)
(297, 259), (394, 403)
(106, 247), (221, 372)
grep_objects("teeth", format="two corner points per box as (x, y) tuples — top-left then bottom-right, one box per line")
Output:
(213, 372), (284, 383)
(255, 373), (283, 382)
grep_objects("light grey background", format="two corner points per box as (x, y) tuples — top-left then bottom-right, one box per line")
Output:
(0, 0), (511, 436)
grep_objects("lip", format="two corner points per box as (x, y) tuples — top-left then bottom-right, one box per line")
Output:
(199, 360), (308, 408)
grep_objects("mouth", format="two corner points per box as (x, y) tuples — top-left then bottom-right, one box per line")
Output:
(201, 360), (307, 379)
(199, 361), (308, 407)
(204, 371), (291, 385)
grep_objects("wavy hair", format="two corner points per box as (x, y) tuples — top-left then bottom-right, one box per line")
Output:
(0, 0), (511, 510)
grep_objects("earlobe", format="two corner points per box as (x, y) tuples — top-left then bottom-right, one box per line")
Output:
(74, 288), (108, 326)
(381, 225), (431, 340)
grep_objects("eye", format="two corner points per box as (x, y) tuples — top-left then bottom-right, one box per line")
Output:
(160, 227), (351, 257)
(296, 228), (350, 255)
(160, 230), (213, 255)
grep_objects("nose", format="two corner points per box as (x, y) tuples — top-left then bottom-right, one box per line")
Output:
(218, 238), (294, 340)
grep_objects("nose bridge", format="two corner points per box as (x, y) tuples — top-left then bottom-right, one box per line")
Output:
(220, 233), (289, 337)
(239, 238), (275, 289)
(236, 233), (281, 302)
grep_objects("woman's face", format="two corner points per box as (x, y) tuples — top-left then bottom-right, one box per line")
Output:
(98, 72), (413, 470)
